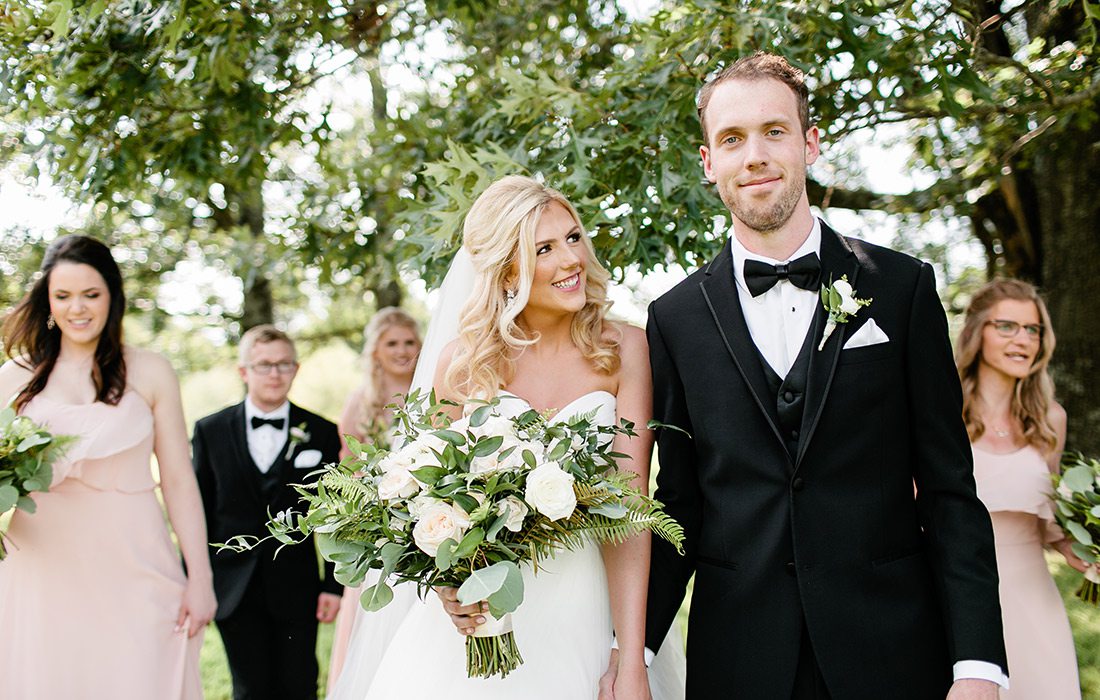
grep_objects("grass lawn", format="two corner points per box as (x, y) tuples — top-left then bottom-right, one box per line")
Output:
(200, 621), (336, 700)
(200, 561), (1098, 698)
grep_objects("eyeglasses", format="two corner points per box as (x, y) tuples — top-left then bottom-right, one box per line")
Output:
(247, 361), (298, 375)
(986, 319), (1043, 340)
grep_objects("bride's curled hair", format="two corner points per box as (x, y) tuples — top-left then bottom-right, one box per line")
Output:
(445, 175), (618, 403)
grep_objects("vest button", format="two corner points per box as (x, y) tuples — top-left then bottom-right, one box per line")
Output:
(785, 561), (796, 577)
(783, 390), (795, 403)
(792, 477), (804, 492)
(790, 428), (799, 440)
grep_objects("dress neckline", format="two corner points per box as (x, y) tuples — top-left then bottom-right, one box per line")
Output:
(498, 389), (615, 418)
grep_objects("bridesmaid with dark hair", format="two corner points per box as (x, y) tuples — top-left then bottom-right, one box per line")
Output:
(956, 278), (1085, 699)
(0, 235), (215, 699)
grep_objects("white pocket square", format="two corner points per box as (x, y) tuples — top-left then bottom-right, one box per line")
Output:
(843, 318), (890, 350)
(293, 449), (323, 469)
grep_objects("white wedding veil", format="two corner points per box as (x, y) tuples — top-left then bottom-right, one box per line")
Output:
(325, 248), (476, 700)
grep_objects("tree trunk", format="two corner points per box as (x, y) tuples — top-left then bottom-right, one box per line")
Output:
(1032, 118), (1100, 456)
(236, 186), (275, 331)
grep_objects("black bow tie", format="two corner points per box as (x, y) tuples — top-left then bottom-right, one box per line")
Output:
(250, 416), (285, 430)
(743, 253), (821, 297)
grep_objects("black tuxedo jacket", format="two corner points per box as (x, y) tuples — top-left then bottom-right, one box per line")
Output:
(193, 401), (342, 621)
(645, 225), (1006, 699)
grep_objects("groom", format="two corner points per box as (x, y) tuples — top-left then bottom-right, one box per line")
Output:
(193, 325), (343, 700)
(641, 53), (1007, 698)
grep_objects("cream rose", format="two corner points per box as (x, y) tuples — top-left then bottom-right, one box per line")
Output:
(497, 496), (530, 532)
(412, 502), (471, 556)
(377, 468), (420, 500)
(524, 462), (577, 521)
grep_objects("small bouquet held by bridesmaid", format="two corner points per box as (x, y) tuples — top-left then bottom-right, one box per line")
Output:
(228, 390), (684, 678)
(1050, 453), (1100, 604)
(0, 407), (73, 560)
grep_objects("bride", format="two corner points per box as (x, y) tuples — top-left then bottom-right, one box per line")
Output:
(328, 175), (684, 699)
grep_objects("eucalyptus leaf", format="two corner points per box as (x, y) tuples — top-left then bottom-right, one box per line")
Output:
(469, 405), (492, 428)
(1062, 466), (1095, 493)
(316, 533), (363, 564)
(1071, 542), (1097, 563)
(435, 538), (457, 571)
(1065, 521), (1094, 546)
(0, 484), (18, 512)
(360, 581), (394, 612)
(434, 430), (466, 447)
(590, 501), (628, 519)
(472, 435), (505, 458)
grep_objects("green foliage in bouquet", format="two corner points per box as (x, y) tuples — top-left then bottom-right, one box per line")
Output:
(222, 389), (684, 677)
(0, 407), (75, 559)
(1051, 453), (1100, 604)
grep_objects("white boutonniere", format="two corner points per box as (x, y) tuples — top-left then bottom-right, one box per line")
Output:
(818, 275), (872, 351)
(285, 421), (310, 460)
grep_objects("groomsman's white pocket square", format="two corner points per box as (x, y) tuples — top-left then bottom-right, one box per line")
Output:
(293, 449), (323, 469)
(843, 318), (890, 350)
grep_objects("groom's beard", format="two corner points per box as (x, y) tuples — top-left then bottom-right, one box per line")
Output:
(717, 164), (807, 235)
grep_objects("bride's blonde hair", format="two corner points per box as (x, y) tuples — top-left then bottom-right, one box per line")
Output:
(444, 175), (619, 402)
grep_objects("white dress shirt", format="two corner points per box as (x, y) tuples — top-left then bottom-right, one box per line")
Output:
(244, 397), (290, 473)
(729, 219), (821, 379)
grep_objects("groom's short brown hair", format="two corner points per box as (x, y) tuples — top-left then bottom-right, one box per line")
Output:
(697, 51), (811, 146)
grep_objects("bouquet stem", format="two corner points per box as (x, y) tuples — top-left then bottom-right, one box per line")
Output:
(1077, 565), (1100, 605)
(465, 612), (524, 678)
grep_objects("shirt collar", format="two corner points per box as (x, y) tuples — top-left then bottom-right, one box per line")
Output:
(730, 218), (822, 297)
(244, 397), (290, 423)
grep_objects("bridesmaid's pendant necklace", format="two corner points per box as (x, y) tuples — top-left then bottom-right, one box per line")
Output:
(993, 426), (1010, 438)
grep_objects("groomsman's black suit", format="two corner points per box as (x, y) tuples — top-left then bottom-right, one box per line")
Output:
(645, 225), (1007, 699)
(193, 401), (341, 700)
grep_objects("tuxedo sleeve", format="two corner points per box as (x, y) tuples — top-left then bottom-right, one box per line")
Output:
(316, 418), (343, 596)
(645, 302), (702, 652)
(191, 419), (218, 544)
(906, 262), (1007, 672)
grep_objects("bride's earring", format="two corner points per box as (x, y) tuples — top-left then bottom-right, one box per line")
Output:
(46, 314), (56, 330)
(504, 289), (517, 307)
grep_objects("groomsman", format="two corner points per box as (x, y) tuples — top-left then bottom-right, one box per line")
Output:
(639, 52), (1008, 699)
(193, 325), (342, 700)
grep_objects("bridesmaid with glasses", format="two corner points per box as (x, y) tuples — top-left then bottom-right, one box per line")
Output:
(955, 278), (1085, 699)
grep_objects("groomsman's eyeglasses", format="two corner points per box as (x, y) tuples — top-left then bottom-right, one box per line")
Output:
(986, 319), (1043, 340)
(247, 361), (299, 375)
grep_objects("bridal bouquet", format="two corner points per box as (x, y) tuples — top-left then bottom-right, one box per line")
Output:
(228, 390), (684, 678)
(0, 407), (73, 560)
(1051, 453), (1100, 604)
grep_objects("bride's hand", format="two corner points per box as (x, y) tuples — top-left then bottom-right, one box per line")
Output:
(434, 586), (487, 635)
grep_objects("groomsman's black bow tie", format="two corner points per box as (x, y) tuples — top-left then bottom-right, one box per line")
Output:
(743, 253), (822, 297)
(250, 416), (285, 430)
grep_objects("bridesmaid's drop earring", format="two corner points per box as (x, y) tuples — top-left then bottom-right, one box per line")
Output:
(47, 314), (56, 330)
(504, 289), (517, 307)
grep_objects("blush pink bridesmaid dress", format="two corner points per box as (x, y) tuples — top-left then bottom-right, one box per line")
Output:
(973, 444), (1081, 699)
(0, 391), (202, 699)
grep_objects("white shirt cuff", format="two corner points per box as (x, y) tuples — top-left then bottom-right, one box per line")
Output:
(608, 638), (656, 667)
(953, 660), (1009, 689)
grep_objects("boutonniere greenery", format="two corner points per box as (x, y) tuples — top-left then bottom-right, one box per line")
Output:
(285, 422), (310, 460)
(818, 276), (872, 351)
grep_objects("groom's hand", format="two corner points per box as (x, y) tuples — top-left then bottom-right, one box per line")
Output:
(598, 648), (619, 700)
(945, 679), (999, 699)
(435, 586), (488, 635)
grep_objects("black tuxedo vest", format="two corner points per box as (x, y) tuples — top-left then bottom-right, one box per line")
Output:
(756, 322), (815, 460)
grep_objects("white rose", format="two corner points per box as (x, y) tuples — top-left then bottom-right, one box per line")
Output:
(412, 502), (471, 556)
(1057, 482), (1075, 500)
(497, 496), (529, 532)
(408, 494), (439, 519)
(833, 279), (853, 297)
(524, 461), (577, 521)
(472, 415), (516, 440)
(839, 295), (860, 315)
(377, 468), (420, 500)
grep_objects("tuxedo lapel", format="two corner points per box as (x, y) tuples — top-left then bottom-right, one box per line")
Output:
(699, 241), (788, 452)
(227, 402), (264, 503)
(796, 225), (861, 468)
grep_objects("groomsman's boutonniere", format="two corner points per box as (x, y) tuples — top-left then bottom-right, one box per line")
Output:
(285, 422), (310, 460)
(818, 276), (872, 351)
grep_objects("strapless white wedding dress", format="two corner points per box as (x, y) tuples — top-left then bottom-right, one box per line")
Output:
(329, 391), (685, 700)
